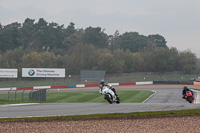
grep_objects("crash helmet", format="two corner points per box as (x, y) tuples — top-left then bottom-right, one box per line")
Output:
(183, 86), (188, 90)
(100, 80), (105, 85)
(108, 84), (112, 88)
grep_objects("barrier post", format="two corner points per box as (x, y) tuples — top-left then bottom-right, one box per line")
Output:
(8, 88), (12, 101)
(15, 90), (17, 101)
(29, 90), (33, 101)
(22, 90), (25, 101)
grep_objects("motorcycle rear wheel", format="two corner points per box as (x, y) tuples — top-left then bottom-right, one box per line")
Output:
(116, 97), (120, 104)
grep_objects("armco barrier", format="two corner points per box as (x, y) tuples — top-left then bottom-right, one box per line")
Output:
(17, 87), (33, 90)
(76, 84), (85, 87)
(109, 83), (119, 86)
(34, 86), (51, 89)
(0, 87), (16, 91)
(51, 85), (68, 88)
(119, 82), (136, 85)
(67, 85), (76, 88)
(136, 81), (153, 85)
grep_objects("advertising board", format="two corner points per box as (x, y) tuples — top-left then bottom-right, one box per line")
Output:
(0, 69), (18, 78)
(22, 68), (65, 77)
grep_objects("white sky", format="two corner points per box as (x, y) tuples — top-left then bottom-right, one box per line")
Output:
(0, 0), (200, 57)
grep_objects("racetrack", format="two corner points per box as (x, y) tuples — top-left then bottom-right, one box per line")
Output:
(0, 85), (200, 118)
(1, 84), (200, 133)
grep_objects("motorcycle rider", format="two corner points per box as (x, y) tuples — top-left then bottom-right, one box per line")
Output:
(99, 80), (119, 98)
(182, 86), (193, 99)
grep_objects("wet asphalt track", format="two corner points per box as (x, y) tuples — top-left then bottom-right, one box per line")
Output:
(0, 88), (200, 118)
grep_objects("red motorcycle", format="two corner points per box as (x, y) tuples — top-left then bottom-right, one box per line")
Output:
(185, 91), (194, 103)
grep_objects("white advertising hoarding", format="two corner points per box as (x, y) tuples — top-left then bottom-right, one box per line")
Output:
(22, 68), (65, 77)
(0, 69), (18, 78)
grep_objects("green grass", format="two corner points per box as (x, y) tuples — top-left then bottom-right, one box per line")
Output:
(0, 91), (31, 102)
(0, 90), (154, 104)
(47, 90), (154, 103)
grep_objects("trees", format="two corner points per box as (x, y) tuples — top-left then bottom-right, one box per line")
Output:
(0, 47), (197, 74)
(19, 18), (68, 54)
(29, 18), (62, 52)
(140, 49), (156, 72)
(21, 52), (43, 68)
(40, 52), (57, 68)
(148, 34), (167, 48)
(108, 30), (120, 50)
(63, 22), (76, 37)
(0, 22), (21, 52)
(119, 32), (149, 52)
(111, 49), (125, 73)
(0, 18), (198, 74)
(63, 43), (100, 74)
(97, 49), (115, 73)
(62, 29), (84, 53)
(0, 51), (3, 68)
(140, 47), (185, 73)
(119, 33), (168, 53)
(124, 52), (143, 73)
(19, 18), (35, 50)
(151, 48), (177, 72)
(0, 48), (24, 68)
(82, 27), (108, 48)
(178, 50), (197, 74)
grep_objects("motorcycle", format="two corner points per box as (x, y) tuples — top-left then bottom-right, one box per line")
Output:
(184, 91), (194, 103)
(101, 86), (120, 104)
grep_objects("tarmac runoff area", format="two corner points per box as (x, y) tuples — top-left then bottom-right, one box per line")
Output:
(0, 85), (200, 118)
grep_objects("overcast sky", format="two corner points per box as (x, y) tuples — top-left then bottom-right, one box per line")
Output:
(0, 0), (200, 57)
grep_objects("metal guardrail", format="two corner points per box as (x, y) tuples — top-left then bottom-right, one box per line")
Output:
(7, 88), (47, 101)
(29, 89), (47, 101)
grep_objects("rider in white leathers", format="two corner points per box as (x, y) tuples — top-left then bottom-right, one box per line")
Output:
(99, 80), (119, 98)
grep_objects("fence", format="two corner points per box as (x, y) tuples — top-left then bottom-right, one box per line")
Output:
(0, 89), (47, 102)
(29, 89), (47, 101)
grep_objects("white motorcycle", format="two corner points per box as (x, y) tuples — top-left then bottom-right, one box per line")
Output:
(100, 86), (120, 104)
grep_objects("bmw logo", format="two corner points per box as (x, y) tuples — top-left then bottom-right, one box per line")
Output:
(28, 70), (35, 76)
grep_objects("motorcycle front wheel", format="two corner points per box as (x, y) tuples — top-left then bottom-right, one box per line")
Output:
(105, 94), (113, 104)
(187, 97), (193, 103)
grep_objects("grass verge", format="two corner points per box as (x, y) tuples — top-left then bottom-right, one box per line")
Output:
(46, 90), (154, 103)
(0, 109), (200, 122)
(0, 90), (154, 103)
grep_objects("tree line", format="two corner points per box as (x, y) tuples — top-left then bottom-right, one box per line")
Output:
(0, 18), (197, 75)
